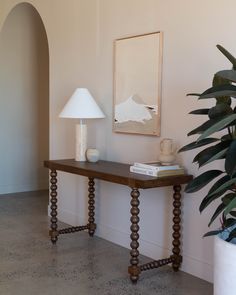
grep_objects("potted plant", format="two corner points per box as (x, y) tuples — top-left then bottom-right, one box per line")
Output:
(179, 45), (236, 295)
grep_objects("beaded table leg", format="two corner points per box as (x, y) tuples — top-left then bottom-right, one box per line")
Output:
(49, 170), (59, 244)
(172, 184), (182, 271)
(88, 177), (96, 236)
(128, 188), (141, 283)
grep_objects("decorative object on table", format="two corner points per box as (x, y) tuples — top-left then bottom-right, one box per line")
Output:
(113, 31), (163, 136)
(179, 45), (236, 295)
(159, 138), (176, 165)
(130, 162), (184, 177)
(59, 88), (105, 161)
(86, 148), (100, 163)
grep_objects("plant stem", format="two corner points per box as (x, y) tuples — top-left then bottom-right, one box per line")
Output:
(228, 127), (233, 138)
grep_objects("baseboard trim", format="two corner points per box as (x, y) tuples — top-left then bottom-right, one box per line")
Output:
(55, 207), (213, 283)
(57, 207), (86, 226)
(0, 181), (48, 195)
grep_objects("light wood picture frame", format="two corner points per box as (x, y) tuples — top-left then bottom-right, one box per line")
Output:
(113, 31), (163, 136)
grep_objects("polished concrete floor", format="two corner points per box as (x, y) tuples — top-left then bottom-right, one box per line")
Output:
(0, 190), (213, 295)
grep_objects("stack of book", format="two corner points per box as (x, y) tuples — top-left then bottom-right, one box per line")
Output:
(130, 162), (185, 177)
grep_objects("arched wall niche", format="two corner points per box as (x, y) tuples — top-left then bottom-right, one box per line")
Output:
(0, 1), (50, 194)
(0, 1), (49, 38)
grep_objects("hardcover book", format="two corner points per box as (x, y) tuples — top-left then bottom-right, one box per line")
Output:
(133, 161), (180, 171)
(130, 165), (185, 177)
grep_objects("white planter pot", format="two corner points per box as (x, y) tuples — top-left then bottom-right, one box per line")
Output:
(214, 234), (236, 295)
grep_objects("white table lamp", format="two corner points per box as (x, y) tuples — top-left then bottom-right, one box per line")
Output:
(59, 88), (105, 161)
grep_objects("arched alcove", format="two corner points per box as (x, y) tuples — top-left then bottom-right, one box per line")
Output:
(0, 2), (49, 193)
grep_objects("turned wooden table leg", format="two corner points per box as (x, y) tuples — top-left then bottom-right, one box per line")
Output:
(88, 177), (96, 237)
(49, 170), (59, 244)
(172, 184), (182, 271)
(128, 188), (141, 283)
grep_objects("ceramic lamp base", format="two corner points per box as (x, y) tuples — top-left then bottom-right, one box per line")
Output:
(75, 123), (87, 161)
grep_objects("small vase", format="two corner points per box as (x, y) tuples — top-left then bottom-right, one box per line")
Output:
(86, 149), (100, 163)
(159, 138), (176, 165)
(159, 153), (176, 165)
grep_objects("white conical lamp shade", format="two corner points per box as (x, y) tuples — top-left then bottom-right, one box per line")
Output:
(59, 88), (105, 119)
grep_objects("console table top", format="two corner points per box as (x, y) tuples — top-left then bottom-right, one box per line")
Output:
(44, 159), (193, 189)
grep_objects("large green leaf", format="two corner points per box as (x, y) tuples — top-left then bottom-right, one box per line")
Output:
(193, 141), (229, 167)
(213, 72), (231, 87)
(221, 134), (232, 141)
(203, 229), (224, 238)
(199, 175), (230, 212)
(200, 189), (224, 213)
(208, 174), (230, 195)
(199, 84), (236, 99)
(224, 217), (236, 228)
(197, 113), (236, 141)
(216, 70), (236, 83)
(224, 195), (236, 216)
(193, 148), (226, 167)
(189, 109), (209, 115)
(178, 138), (219, 153)
(200, 148), (227, 167)
(222, 193), (236, 205)
(185, 170), (223, 193)
(208, 203), (226, 226)
(187, 93), (201, 97)
(217, 44), (236, 69)
(216, 96), (232, 105)
(212, 72), (232, 105)
(208, 103), (233, 119)
(207, 177), (236, 197)
(230, 211), (236, 217)
(225, 140), (236, 176)
(226, 228), (236, 242)
(188, 119), (218, 136)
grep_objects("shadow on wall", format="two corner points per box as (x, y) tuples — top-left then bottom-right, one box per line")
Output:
(0, 2), (49, 194)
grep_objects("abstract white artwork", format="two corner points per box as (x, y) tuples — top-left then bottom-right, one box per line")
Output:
(113, 32), (163, 136)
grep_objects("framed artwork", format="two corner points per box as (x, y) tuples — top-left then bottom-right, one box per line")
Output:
(113, 31), (163, 136)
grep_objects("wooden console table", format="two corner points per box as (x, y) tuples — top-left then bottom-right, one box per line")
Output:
(44, 159), (192, 283)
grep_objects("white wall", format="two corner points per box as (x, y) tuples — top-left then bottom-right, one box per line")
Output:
(0, 2), (49, 194)
(1, 0), (236, 283)
(92, 0), (236, 283)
